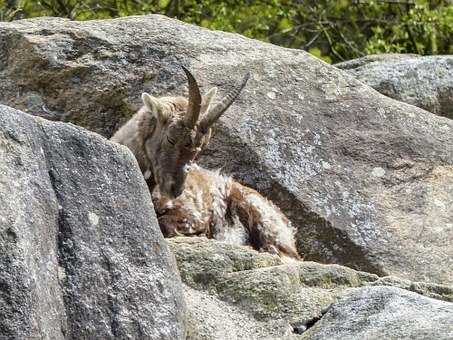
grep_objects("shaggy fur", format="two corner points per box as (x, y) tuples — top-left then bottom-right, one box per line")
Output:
(153, 165), (301, 260)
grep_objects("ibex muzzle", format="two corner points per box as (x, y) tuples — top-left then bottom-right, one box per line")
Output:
(110, 65), (250, 198)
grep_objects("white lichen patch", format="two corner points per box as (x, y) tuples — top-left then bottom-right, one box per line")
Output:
(57, 266), (67, 282)
(433, 198), (446, 209)
(371, 167), (386, 178)
(88, 212), (99, 226)
(321, 76), (350, 101)
(266, 91), (276, 100)
(322, 161), (332, 170)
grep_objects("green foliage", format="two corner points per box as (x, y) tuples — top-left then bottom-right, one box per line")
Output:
(1, 0), (451, 63)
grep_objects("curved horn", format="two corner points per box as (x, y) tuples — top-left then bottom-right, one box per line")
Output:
(200, 72), (250, 131)
(180, 65), (202, 128)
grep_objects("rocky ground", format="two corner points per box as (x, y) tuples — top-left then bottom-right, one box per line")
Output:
(0, 15), (452, 339)
(170, 237), (453, 339)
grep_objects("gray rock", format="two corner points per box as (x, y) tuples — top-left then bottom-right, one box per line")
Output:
(336, 54), (453, 119)
(0, 105), (185, 339)
(168, 236), (282, 292)
(168, 237), (373, 336)
(366, 275), (453, 303)
(0, 16), (452, 284)
(184, 284), (294, 340)
(170, 237), (453, 340)
(335, 53), (420, 69)
(301, 286), (453, 340)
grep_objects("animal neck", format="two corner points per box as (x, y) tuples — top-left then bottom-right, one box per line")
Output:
(137, 106), (159, 191)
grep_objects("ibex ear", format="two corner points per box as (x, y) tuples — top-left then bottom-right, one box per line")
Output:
(201, 87), (217, 113)
(142, 93), (163, 119)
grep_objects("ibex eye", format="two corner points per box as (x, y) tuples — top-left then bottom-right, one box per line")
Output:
(167, 136), (176, 146)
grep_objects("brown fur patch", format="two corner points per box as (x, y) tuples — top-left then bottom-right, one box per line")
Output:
(154, 166), (301, 260)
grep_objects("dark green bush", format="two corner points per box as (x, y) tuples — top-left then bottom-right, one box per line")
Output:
(1, 0), (451, 63)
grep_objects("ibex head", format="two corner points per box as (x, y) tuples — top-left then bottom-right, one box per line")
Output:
(142, 66), (249, 198)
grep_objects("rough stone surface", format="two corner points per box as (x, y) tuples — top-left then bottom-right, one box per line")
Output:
(168, 237), (282, 292)
(334, 53), (420, 69)
(366, 275), (453, 303)
(0, 16), (452, 284)
(336, 54), (453, 119)
(169, 238), (374, 332)
(169, 237), (453, 339)
(300, 286), (453, 340)
(0, 105), (185, 339)
(184, 284), (294, 340)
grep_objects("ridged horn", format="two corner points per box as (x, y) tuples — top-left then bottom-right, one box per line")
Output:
(180, 65), (202, 128)
(200, 72), (250, 131)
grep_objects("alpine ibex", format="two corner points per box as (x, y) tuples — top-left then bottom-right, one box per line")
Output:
(110, 65), (249, 198)
(153, 165), (300, 260)
(111, 66), (300, 259)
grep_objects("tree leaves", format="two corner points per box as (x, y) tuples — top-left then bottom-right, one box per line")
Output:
(0, 0), (451, 62)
